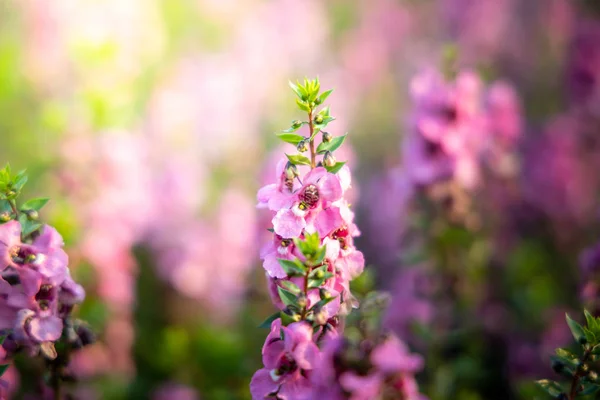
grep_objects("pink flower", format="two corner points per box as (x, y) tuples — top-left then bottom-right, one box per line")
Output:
(260, 235), (298, 279)
(250, 319), (319, 400)
(0, 222), (68, 296)
(272, 167), (343, 238)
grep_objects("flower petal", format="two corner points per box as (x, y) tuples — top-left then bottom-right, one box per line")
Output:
(273, 210), (305, 238)
(250, 368), (279, 400)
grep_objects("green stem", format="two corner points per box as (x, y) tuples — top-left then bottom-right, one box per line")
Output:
(8, 199), (18, 219)
(308, 109), (316, 169)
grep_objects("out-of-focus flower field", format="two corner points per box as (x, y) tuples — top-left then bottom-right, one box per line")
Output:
(1, 0), (600, 399)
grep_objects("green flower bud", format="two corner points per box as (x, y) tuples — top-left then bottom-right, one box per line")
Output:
(291, 120), (302, 129)
(297, 293), (307, 309)
(297, 140), (308, 153)
(588, 371), (598, 382)
(0, 212), (11, 223)
(314, 115), (324, 124)
(25, 209), (38, 220)
(285, 162), (298, 180)
(315, 309), (328, 326)
(322, 131), (332, 143)
(323, 151), (336, 167)
(319, 288), (332, 300)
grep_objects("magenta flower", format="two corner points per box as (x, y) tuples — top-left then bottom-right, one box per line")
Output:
(13, 283), (62, 345)
(250, 319), (319, 400)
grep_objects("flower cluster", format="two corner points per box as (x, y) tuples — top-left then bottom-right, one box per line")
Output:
(404, 67), (522, 191)
(252, 79), (424, 399)
(0, 165), (90, 397)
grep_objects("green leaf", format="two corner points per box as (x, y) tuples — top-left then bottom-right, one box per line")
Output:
(325, 162), (346, 174)
(315, 116), (335, 130)
(535, 379), (564, 397)
(317, 134), (347, 154)
(0, 364), (8, 378)
(318, 89), (333, 104)
(277, 133), (305, 145)
(584, 327), (597, 345)
(280, 280), (301, 294)
(566, 313), (586, 343)
(277, 286), (298, 307)
(13, 170), (27, 192)
(313, 245), (327, 265)
(555, 348), (578, 362)
(579, 383), (600, 396)
(0, 335), (6, 346)
(286, 154), (311, 166)
(278, 259), (306, 276)
(18, 214), (42, 238)
(258, 312), (280, 329)
(289, 81), (304, 99)
(585, 309), (599, 333)
(21, 197), (50, 212)
(310, 295), (336, 311)
(296, 99), (310, 112)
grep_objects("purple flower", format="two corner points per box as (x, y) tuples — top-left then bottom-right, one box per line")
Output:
(250, 319), (319, 400)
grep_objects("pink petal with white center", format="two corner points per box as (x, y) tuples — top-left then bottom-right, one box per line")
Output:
(273, 210), (305, 238)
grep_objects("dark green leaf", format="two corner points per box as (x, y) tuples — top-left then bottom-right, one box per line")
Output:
(18, 214), (42, 238)
(280, 280), (301, 294)
(579, 383), (600, 396)
(317, 134), (347, 154)
(566, 313), (586, 343)
(310, 295), (336, 311)
(258, 312), (281, 329)
(286, 154), (311, 166)
(0, 364), (8, 378)
(325, 162), (346, 174)
(535, 379), (564, 397)
(278, 259), (306, 276)
(313, 245), (327, 265)
(277, 286), (298, 307)
(555, 348), (579, 363)
(21, 197), (50, 212)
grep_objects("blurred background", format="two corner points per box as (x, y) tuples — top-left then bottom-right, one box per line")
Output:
(1, 0), (600, 399)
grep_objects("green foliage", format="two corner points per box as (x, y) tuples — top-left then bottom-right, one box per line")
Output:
(538, 310), (600, 398)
